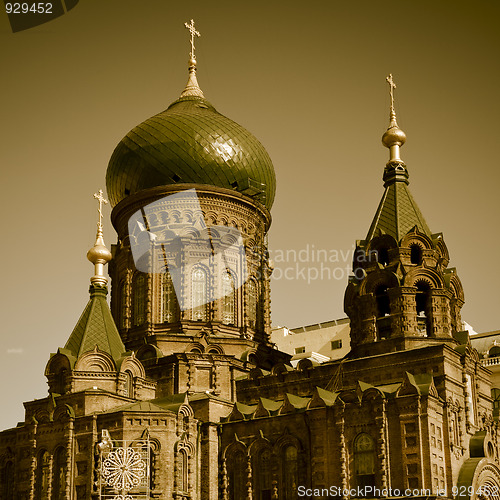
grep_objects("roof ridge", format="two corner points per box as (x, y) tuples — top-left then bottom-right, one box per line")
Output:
(64, 286), (125, 364)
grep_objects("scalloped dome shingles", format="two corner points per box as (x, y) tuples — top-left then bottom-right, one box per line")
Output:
(106, 96), (276, 209)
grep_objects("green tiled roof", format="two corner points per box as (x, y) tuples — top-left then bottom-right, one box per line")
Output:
(64, 285), (125, 363)
(105, 401), (169, 414)
(366, 180), (431, 242)
(106, 96), (276, 209)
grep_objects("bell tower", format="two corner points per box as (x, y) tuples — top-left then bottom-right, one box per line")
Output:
(344, 75), (465, 358)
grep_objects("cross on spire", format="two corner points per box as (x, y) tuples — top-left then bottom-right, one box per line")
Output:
(386, 74), (397, 111)
(184, 19), (201, 59)
(93, 189), (108, 232)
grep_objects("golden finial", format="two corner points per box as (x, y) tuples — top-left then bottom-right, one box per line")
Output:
(382, 73), (406, 162)
(180, 19), (205, 99)
(87, 189), (112, 286)
(184, 19), (200, 62)
(94, 189), (107, 237)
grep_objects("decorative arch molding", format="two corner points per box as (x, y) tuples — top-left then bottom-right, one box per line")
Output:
(360, 269), (399, 296)
(433, 234), (450, 266)
(205, 211), (218, 225)
(366, 234), (398, 253)
(45, 352), (73, 377)
(174, 434), (195, 456)
(33, 409), (51, 424)
(344, 282), (359, 308)
(136, 344), (163, 363)
(248, 434), (273, 456)
(74, 348), (116, 372)
(206, 344), (225, 355)
(273, 429), (303, 455)
(271, 363), (290, 376)
(177, 226), (201, 238)
(404, 267), (444, 289)
(400, 227), (434, 250)
(457, 458), (500, 500)
(447, 272), (465, 302)
(185, 342), (205, 354)
(217, 214), (229, 226)
(119, 353), (146, 379)
(222, 435), (248, 460)
(178, 402), (194, 419)
(297, 358), (315, 371)
(53, 404), (75, 422)
(361, 387), (386, 403)
(248, 367), (264, 379)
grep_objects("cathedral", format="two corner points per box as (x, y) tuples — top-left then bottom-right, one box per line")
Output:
(1, 20), (500, 500)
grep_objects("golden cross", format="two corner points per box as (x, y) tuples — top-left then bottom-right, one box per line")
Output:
(184, 19), (201, 59)
(93, 189), (108, 229)
(386, 74), (397, 111)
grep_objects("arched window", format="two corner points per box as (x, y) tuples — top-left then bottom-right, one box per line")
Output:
(282, 445), (298, 500)
(55, 369), (67, 395)
(133, 274), (146, 326)
(35, 450), (50, 500)
(416, 282), (431, 336)
(192, 268), (208, 321)
(161, 272), (178, 323)
(490, 346), (500, 358)
(228, 451), (246, 500)
(375, 285), (391, 340)
(247, 279), (258, 329)
(124, 370), (134, 398)
(2, 461), (14, 500)
(410, 244), (422, 265)
(375, 285), (390, 317)
(222, 270), (236, 325)
(51, 447), (66, 500)
(256, 448), (272, 500)
(354, 433), (375, 488)
(377, 247), (390, 266)
(178, 448), (188, 493)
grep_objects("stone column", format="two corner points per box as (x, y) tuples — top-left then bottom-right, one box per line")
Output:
(376, 400), (389, 490)
(28, 420), (37, 500)
(65, 417), (74, 500)
(201, 423), (220, 500)
(220, 457), (229, 500)
(246, 454), (253, 500)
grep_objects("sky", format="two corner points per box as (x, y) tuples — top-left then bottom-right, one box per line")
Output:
(1, 0), (499, 429)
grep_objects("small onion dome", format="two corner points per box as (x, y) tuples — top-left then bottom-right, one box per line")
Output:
(87, 235), (112, 265)
(106, 95), (276, 210)
(382, 125), (407, 148)
(382, 111), (406, 149)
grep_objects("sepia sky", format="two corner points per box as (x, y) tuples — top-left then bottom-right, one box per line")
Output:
(1, 0), (499, 429)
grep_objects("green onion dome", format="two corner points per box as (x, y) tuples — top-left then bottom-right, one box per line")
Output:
(106, 94), (276, 210)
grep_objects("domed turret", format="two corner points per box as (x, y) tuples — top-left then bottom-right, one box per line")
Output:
(106, 95), (276, 209)
(106, 28), (275, 210)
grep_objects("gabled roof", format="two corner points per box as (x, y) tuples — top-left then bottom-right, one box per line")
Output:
(366, 180), (431, 243)
(105, 401), (170, 414)
(64, 285), (125, 363)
